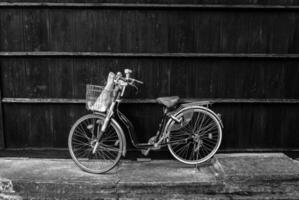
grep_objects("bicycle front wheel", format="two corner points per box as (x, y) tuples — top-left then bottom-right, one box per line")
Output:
(68, 114), (123, 174)
(166, 107), (222, 165)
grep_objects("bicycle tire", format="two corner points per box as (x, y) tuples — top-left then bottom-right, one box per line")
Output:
(68, 114), (123, 174)
(166, 107), (222, 165)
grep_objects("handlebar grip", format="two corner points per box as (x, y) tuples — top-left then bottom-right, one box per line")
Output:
(127, 77), (143, 84)
(134, 79), (143, 84)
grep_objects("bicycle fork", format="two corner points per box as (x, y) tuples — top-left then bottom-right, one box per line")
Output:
(92, 102), (116, 154)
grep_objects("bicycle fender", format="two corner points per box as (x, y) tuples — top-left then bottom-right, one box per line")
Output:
(181, 104), (224, 128)
(94, 113), (127, 157)
(165, 105), (224, 131)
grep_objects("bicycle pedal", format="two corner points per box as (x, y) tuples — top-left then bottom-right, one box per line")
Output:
(141, 149), (150, 156)
(137, 158), (151, 162)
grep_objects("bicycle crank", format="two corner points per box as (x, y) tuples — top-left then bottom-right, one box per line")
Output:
(141, 136), (160, 156)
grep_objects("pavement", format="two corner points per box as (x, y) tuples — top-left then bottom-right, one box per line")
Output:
(1, 153), (299, 199)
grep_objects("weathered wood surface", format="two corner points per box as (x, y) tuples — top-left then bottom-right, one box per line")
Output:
(0, 73), (4, 149)
(0, 1), (298, 155)
(1, 7), (299, 53)
(3, 103), (299, 151)
(1, 1), (299, 10)
(1, 52), (299, 59)
(2, 98), (299, 104)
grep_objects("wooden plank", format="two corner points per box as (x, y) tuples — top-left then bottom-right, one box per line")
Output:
(0, 91), (4, 149)
(2, 97), (299, 104)
(0, 7), (4, 149)
(0, 67), (4, 149)
(0, 52), (299, 59)
(1, 9), (298, 53)
(4, 147), (299, 152)
(0, 3), (299, 10)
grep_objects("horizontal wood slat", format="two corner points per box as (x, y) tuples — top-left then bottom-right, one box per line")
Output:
(3, 147), (299, 152)
(0, 80), (4, 149)
(0, 3), (298, 10)
(1, 52), (299, 59)
(2, 98), (299, 104)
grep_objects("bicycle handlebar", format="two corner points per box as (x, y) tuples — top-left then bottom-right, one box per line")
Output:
(116, 75), (143, 86)
(123, 68), (143, 84)
(128, 77), (143, 85)
(114, 69), (143, 97)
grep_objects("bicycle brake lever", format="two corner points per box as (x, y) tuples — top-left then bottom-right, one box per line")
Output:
(131, 83), (139, 95)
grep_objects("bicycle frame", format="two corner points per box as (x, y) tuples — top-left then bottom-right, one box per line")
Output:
(97, 101), (193, 152)
(115, 103), (171, 149)
(95, 98), (224, 157)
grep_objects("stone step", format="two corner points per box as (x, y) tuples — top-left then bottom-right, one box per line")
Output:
(0, 153), (298, 199)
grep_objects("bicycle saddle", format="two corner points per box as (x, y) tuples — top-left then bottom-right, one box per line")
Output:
(156, 96), (180, 108)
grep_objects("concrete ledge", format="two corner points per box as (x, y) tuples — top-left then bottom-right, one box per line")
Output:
(0, 153), (299, 199)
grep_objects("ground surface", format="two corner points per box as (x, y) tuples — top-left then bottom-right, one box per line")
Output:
(1, 153), (299, 199)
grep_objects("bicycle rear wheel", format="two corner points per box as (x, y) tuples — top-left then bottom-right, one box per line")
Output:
(166, 107), (222, 165)
(68, 114), (123, 174)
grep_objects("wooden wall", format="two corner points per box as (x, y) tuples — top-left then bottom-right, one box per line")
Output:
(0, 1), (299, 157)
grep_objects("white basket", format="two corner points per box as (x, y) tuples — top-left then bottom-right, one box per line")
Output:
(85, 84), (104, 111)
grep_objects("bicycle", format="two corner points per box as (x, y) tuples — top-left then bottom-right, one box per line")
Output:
(68, 69), (223, 174)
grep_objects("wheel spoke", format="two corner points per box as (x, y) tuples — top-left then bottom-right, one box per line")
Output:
(98, 149), (115, 161)
(192, 112), (202, 132)
(101, 133), (118, 141)
(78, 123), (90, 140)
(99, 144), (120, 152)
(72, 142), (90, 149)
(199, 125), (217, 136)
(176, 143), (190, 157)
(73, 131), (91, 142)
(204, 142), (217, 150)
(201, 138), (217, 146)
(75, 148), (90, 158)
(72, 138), (90, 146)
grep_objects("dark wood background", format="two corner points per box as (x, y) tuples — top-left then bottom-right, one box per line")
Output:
(0, 0), (299, 158)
